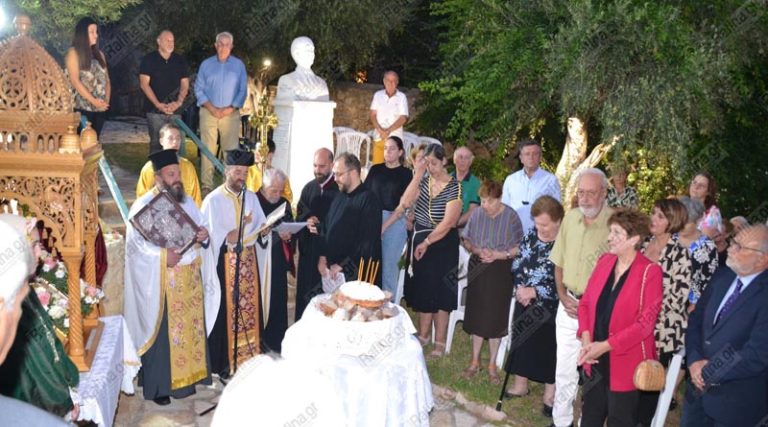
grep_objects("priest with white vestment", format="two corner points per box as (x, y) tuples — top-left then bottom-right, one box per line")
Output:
(124, 149), (213, 405)
(201, 149), (270, 378)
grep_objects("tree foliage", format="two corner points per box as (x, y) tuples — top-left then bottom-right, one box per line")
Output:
(144, 0), (420, 80)
(419, 0), (768, 216)
(7, 0), (141, 53)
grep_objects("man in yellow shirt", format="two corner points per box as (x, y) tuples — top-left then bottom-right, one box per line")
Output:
(245, 138), (293, 203)
(136, 123), (202, 206)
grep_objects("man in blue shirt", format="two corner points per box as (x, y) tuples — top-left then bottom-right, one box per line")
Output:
(195, 31), (247, 192)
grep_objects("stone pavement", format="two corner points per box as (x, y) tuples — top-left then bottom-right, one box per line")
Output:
(101, 117), (515, 426)
(114, 381), (514, 427)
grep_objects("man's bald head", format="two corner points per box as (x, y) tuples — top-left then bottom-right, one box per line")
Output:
(453, 146), (474, 175)
(313, 148), (334, 183)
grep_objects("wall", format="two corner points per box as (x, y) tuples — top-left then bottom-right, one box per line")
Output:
(329, 82), (421, 132)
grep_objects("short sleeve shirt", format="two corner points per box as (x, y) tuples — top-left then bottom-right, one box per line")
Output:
(370, 89), (409, 139)
(452, 171), (481, 214)
(549, 204), (613, 295)
(139, 51), (189, 114)
(413, 174), (460, 229)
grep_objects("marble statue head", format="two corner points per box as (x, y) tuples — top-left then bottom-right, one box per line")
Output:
(290, 36), (315, 69)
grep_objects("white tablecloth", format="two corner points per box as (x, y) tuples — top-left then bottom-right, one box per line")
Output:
(77, 315), (141, 427)
(282, 296), (433, 427)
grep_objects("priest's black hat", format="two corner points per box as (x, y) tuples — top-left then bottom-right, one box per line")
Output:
(226, 149), (255, 167)
(149, 149), (179, 172)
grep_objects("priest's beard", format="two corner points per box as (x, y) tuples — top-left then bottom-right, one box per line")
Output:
(160, 180), (186, 203)
(226, 177), (245, 194)
(315, 172), (330, 183)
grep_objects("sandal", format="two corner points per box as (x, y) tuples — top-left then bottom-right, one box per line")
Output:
(416, 335), (430, 347)
(427, 342), (446, 360)
(503, 389), (530, 400)
(461, 365), (482, 379)
(487, 367), (501, 385)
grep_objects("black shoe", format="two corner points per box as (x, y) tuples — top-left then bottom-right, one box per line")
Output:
(502, 389), (530, 400)
(153, 396), (171, 406)
(219, 370), (231, 380)
(669, 397), (678, 411)
(542, 404), (553, 418)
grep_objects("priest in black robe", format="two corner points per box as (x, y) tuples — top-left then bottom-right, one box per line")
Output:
(256, 168), (294, 353)
(295, 148), (339, 320)
(315, 153), (383, 287)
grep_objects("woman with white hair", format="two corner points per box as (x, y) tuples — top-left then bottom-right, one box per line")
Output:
(677, 196), (719, 311)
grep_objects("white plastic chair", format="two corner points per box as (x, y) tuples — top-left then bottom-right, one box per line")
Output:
(495, 296), (516, 369)
(418, 136), (442, 146)
(433, 245), (470, 354)
(651, 348), (685, 427)
(333, 127), (371, 167)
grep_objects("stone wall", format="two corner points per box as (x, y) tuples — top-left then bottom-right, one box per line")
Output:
(329, 82), (421, 132)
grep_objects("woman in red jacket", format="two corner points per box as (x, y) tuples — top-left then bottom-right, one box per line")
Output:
(577, 209), (663, 427)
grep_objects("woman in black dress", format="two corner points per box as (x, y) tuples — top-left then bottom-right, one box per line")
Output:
(504, 196), (563, 416)
(397, 144), (462, 358)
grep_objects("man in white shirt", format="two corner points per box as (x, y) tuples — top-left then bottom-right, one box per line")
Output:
(501, 138), (561, 232)
(369, 71), (408, 164)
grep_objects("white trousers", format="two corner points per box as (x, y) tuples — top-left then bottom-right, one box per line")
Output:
(553, 302), (581, 427)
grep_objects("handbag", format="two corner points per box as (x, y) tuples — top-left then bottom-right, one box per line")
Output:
(632, 264), (666, 391)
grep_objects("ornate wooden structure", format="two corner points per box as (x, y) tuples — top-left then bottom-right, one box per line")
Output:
(0, 15), (101, 371)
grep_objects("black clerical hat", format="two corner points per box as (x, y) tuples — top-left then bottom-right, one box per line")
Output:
(149, 149), (179, 172)
(226, 149), (255, 167)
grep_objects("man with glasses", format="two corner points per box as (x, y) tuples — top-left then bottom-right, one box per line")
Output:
(683, 224), (768, 426)
(314, 153), (383, 286)
(501, 138), (561, 233)
(548, 168), (612, 427)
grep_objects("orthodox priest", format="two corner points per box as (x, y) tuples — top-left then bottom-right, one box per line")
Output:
(295, 148), (338, 320)
(201, 150), (267, 378)
(315, 153), (383, 287)
(124, 149), (212, 405)
(256, 168), (294, 353)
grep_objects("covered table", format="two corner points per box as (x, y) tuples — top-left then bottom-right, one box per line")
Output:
(281, 295), (433, 427)
(77, 315), (140, 427)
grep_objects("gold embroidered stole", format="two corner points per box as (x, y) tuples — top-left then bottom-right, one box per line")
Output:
(224, 245), (261, 373)
(162, 254), (208, 390)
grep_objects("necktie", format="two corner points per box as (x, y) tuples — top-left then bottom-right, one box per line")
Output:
(715, 279), (743, 324)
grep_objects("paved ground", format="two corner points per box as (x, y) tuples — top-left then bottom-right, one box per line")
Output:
(101, 117), (513, 426)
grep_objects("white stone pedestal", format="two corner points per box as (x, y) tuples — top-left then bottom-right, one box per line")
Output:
(273, 99), (336, 200)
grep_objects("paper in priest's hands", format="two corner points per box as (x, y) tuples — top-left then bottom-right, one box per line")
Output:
(256, 201), (288, 234)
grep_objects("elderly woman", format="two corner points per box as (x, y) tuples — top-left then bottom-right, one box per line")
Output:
(577, 210), (663, 427)
(398, 144), (462, 358)
(688, 172), (723, 239)
(678, 196), (719, 310)
(366, 136), (413, 298)
(460, 181), (523, 384)
(504, 196), (563, 416)
(637, 199), (693, 424)
(607, 166), (638, 209)
(65, 17), (110, 135)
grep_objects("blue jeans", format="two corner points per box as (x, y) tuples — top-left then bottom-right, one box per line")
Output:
(381, 211), (407, 298)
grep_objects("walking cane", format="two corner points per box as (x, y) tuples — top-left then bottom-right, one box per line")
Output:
(495, 300), (517, 411)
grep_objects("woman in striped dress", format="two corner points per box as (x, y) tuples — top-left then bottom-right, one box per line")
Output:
(461, 181), (523, 384)
(398, 144), (462, 358)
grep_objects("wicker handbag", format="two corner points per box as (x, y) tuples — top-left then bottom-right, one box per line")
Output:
(632, 264), (666, 392)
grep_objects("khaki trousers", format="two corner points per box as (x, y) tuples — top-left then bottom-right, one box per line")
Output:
(199, 107), (240, 188)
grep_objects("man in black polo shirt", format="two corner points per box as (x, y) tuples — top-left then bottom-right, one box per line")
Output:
(139, 30), (189, 154)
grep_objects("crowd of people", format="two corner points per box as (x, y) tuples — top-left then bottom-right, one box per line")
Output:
(2, 18), (767, 427)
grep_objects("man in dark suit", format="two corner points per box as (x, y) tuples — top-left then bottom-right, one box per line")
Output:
(683, 224), (768, 427)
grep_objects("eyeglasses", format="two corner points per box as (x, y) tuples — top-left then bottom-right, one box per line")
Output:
(577, 190), (600, 198)
(334, 169), (351, 178)
(729, 240), (766, 254)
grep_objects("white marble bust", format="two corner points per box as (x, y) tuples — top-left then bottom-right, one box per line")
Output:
(276, 37), (329, 101)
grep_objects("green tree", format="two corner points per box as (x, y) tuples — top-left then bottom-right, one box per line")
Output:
(419, 0), (768, 213)
(6, 0), (141, 52)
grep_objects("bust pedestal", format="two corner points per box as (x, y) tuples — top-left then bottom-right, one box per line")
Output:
(273, 99), (336, 198)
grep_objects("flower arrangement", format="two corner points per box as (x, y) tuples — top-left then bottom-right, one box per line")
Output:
(32, 248), (104, 335)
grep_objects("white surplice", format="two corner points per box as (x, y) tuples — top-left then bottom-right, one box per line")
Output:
(124, 189), (214, 353)
(200, 185), (272, 329)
